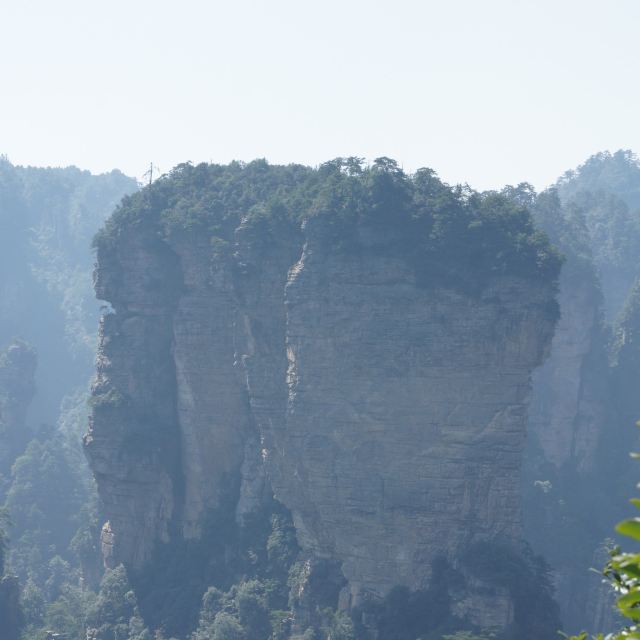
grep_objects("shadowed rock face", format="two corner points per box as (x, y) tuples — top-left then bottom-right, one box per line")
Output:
(524, 261), (611, 632)
(84, 203), (557, 630)
(529, 266), (607, 475)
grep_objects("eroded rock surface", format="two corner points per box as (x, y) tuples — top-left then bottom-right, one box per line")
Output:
(86, 219), (557, 629)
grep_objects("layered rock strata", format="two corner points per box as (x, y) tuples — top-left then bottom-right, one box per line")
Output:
(85, 207), (557, 630)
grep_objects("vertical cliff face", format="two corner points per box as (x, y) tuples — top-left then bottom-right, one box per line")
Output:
(528, 264), (607, 474)
(84, 161), (561, 636)
(267, 221), (555, 607)
(170, 233), (252, 538)
(524, 261), (611, 632)
(87, 228), (183, 568)
(86, 226), (261, 568)
(88, 225), (555, 623)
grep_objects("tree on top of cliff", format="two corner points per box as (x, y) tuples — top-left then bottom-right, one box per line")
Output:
(94, 158), (562, 292)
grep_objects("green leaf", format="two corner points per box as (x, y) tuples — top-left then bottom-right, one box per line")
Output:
(617, 591), (640, 608)
(616, 519), (640, 541)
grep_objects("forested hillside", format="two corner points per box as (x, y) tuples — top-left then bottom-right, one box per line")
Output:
(0, 159), (137, 639)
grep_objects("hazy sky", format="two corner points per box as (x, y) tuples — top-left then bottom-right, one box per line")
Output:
(1, 0), (639, 190)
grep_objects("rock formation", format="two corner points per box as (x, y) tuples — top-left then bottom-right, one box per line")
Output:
(84, 160), (561, 636)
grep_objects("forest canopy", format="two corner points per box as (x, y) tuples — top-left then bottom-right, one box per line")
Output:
(95, 158), (562, 291)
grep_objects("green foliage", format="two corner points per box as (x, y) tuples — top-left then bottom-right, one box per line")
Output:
(44, 583), (96, 640)
(95, 159), (561, 295)
(557, 150), (640, 210)
(555, 150), (640, 320)
(211, 612), (246, 640)
(88, 388), (129, 411)
(19, 578), (45, 629)
(85, 565), (150, 640)
(0, 162), (133, 640)
(134, 497), (299, 638)
(0, 160), (136, 426)
(4, 434), (85, 579)
(191, 586), (225, 638)
(320, 609), (355, 640)
(530, 188), (594, 274)
(236, 580), (271, 639)
(2, 422), (97, 639)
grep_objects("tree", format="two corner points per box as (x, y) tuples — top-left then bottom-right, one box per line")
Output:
(321, 609), (355, 640)
(211, 612), (246, 640)
(86, 565), (150, 640)
(236, 580), (271, 639)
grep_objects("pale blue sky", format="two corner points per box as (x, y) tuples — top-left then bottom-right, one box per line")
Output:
(1, 0), (638, 190)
